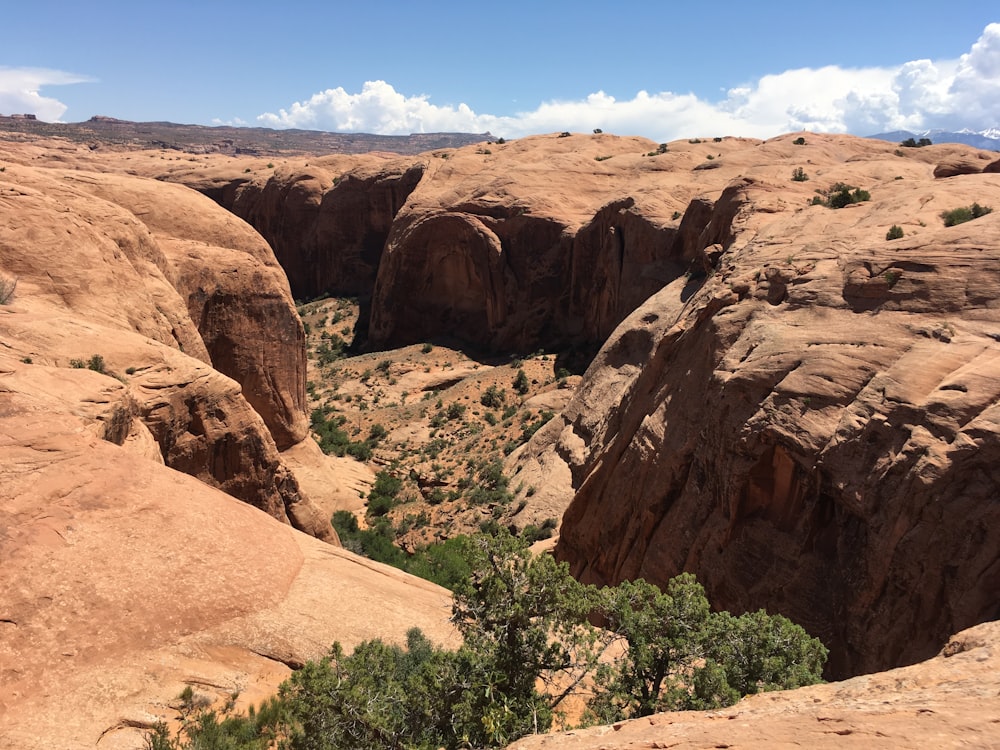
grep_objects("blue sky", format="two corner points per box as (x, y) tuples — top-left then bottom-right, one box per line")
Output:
(1, 1), (998, 141)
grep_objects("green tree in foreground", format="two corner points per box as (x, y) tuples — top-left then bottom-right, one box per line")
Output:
(148, 530), (827, 749)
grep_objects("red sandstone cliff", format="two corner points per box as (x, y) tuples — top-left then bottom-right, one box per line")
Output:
(507, 135), (1000, 678)
(0, 152), (331, 540)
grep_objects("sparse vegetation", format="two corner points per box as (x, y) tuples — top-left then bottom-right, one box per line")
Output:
(886, 224), (904, 240)
(792, 136), (806, 145)
(941, 203), (993, 227)
(791, 167), (808, 182)
(69, 354), (106, 374)
(900, 137), (932, 148)
(811, 182), (870, 209)
(513, 368), (530, 395)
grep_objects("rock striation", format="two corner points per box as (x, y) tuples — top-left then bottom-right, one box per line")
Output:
(507, 134), (1000, 679)
(0, 151), (329, 539)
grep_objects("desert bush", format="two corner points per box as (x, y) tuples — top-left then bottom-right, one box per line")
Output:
(900, 137), (932, 148)
(791, 167), (808, 182)
(366, 470), (403, 517)
(792, 136), (806, 145)
(513, 368), (530, 395)
(886, 224), (904, 240)
(148, 530), (826, 750)
(941, 203), (993, 227)
(480, 384), (506, 409)
(813, 182), (870, 209)
(69, 355), (106, 374)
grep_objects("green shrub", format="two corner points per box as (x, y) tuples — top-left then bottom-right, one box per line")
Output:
(792, 136), (806, 145)
(886, 224), (904, 240)
(814, 182), (870, 209)
(791, 167), (808, 182)
(69, 355), (106, 374)
(480, 384), (506, 408)
(941, 203), (993, 227)
(147, 531), (827, 750)
(512, 368), (530, 395)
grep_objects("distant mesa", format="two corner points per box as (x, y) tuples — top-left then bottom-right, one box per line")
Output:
(0, 112), (37, 120)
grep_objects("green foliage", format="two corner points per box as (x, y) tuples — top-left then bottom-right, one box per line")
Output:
(791, 167), (808, 182)
(420, 342), (433, 353)
(148, 531), (827, 750)
(900, 137), (932, 147)
(310, 408), (379, 460)
(705, 610), (829, 699)
(315, 336), (346, 365)
(886, 224), (904, 240)
(445, 402), (466, 421)
(279, 630), (463, 750)
(69, 354), (106, 374)
(512, 368), (530, 395)
(814, 182), (870, 209)
(587, 576), (827, 723)
(449, 529), (602, 743)
(367, 470), (403, 517)
(792, 136), (806, 145)
(941, 202), (993, 227)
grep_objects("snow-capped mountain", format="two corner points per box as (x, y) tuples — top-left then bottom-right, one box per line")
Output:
(868, 128), (1000, 151)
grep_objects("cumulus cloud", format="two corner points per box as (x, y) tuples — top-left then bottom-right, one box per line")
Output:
(0, 67), (93, 121)
(258, 24), (1000, 139)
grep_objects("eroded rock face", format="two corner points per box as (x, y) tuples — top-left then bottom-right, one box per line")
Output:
(508, 136), (1000, 679)
(0, 156), (329, 539)
(61, 172), (309, 449)
(368, 135), (701, 353)
(192, 158), (425, 299)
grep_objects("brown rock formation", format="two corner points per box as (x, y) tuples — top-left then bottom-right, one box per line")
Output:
(368, 134), (701, 352)
(0, 152), (329, 539)
(933, 157), (986, 177)
(58, 171), (309, 449)
(509, 620), (1000, 750)
(508, 134), (1000, 678)
(177, 156), (425, 300)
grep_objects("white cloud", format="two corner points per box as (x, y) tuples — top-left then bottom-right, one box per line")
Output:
(0, 67), (93, 122)
(258, 24), (1000, 140)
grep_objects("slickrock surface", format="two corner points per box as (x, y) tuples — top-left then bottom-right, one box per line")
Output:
(0, 371), (454, 749)
(510, 620), (1000, 750)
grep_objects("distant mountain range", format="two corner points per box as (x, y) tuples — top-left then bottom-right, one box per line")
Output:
(0, 115), (491, 156)
(869, 128), (1000, 151)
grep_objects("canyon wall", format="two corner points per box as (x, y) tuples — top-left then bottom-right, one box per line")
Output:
(0, 156), (332, 540)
